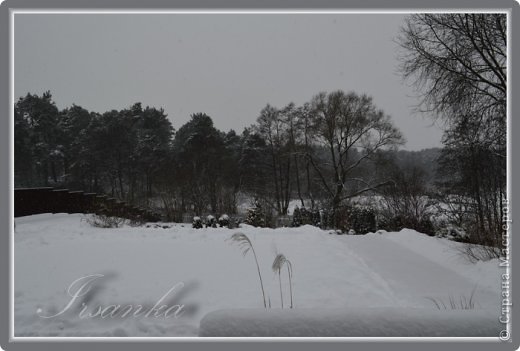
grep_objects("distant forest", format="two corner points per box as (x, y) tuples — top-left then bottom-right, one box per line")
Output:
(16, 90), (440, 215)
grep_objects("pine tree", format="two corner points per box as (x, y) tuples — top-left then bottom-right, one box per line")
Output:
(245, 200), (266, 227)
(292, 207), (302, 227)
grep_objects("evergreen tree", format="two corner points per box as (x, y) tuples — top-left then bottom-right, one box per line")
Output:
(245, 200), (267, 227)
(292, 207), (302, 227)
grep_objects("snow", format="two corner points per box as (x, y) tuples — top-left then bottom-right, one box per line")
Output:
(380, 229), (501, 291)
(199, 308), (502, 337)
(14, 213), (502, 337)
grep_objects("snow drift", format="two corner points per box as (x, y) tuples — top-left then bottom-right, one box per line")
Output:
(14, 214), (502, 337)
(199, 308), (502, 337)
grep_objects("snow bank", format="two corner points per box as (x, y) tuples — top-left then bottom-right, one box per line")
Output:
(199, 308), (502, 337)
(14, 214), (502, 337)
(381, 229), (501, 290)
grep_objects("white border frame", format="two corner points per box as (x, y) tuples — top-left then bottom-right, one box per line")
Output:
(9, 8), (512, 343)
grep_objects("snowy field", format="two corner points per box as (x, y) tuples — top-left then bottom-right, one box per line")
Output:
(14, 213), (502, 337)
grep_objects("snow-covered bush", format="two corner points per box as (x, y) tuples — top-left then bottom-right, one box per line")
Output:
(85, 214), (126, 228)
(292, 207), (324, 228)
(301, 207), (319, 226)
(206, 215), (217, 228)
(378, 214), (435, 236)
(347, 206), (376, 234)
(416, 218), (435, 236)
(245, 200), (268, 228)
(292, 207), (302, 227)
(128, 215), (147, 227)
(192, 216), (203, 229)
(319, 208), (335, 229)
(435, 225), (468, 240)
(218, 214), (230, 228)
(378, 215), (403, 232)
(333, 206), (376, 234)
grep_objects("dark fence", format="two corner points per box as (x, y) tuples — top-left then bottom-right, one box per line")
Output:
(14, 187), (161, 222)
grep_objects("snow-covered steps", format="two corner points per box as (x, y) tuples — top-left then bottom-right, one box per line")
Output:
(199, 308), (502, 337)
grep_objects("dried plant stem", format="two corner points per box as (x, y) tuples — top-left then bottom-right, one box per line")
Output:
(272, 253), (294, 309)
(229, 233), (267, 308)
(250, 244), (267, 308)
(278, 267), (284, 309)
(287, 264), (293, 308)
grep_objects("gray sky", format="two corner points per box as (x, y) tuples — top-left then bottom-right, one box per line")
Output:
(14, 13), (443, 150)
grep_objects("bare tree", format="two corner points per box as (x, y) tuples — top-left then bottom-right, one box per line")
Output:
(307, 91), (404, 223)
(397, 14), (507, 248)
(397, 13), (506, 155)
(255, 105), (293, 215)
(380, 165), (435, 234)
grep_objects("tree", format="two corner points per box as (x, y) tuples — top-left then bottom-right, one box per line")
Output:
(398, 14), (507, 247)
(132, 106), (174, 200)
(14, 105), (33, 186)
(254, 105), (293, 215)
(14, 91), (61, 186)
(307, 90), (403, 224)
(172, 113), (228, 214)
(397, 14), (506, 156)
(98, 107), (138, 198)
(380, 163), (435, 235)
(238, 128), (270, 200)
(59, 104), (94, 188)
(219, 130), (242, 213)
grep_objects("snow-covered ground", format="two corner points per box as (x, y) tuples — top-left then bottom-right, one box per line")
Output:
(13, 213), (502, 337)
(199, 308), (501, 337)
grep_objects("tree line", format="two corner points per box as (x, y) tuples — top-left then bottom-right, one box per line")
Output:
(14, 13), (507, 253)
(15, 90), (408, 226)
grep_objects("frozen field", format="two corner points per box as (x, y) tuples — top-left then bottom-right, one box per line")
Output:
(13, 213), (502, 337)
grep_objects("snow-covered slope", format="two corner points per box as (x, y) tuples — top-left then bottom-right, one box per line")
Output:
(13, 214), (502, 337)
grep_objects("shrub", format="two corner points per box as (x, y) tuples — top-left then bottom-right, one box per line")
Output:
(457, 243), (501, 262)
(436, 225), (468, 240)
(292, 207), (323, 228)
(86, 213), (126, 228)
(426, 287), (477, 310)
(300, 207), (317, 226)
(416, 218), (435, 236)
(192, 216), (203, 229)
(128, 215), (147, 227)
(292, 207), (302, 227)
(319, 208), (334, 229)
(245, 200), (268, 227)
(347, 206), (376, 234)
(206, 215), (217, 228)
(379, 215), (435, 236)
(333, 206), (376, 234)
(218, 214), (230, 228)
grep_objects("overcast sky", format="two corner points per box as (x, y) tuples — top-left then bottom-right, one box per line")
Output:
(14, 13), (444, 150)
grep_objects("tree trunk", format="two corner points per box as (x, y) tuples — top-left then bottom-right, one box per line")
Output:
(294, 154), (304, 207)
